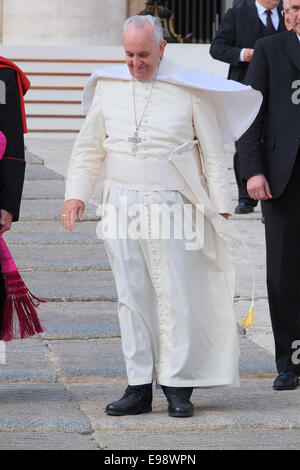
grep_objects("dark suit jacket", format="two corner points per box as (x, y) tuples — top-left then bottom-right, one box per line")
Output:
(232, 0), (253, 7)
(0, 68), (25, 221)
(239, 30), (300, 198)
(210, 2), (286, 83)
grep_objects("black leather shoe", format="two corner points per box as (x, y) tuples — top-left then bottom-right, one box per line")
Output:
(273, 372), (299, 390)
(105, 384), (152, 416)
(234, 202), (255, 214)
(162, 386), (194, 418)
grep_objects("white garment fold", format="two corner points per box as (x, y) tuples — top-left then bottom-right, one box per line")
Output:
(82, 58), (263, 144)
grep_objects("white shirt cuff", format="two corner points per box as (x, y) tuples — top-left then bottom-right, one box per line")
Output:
(239, 48), (246, 62)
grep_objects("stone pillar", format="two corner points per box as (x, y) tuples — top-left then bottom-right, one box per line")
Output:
(2, 0), (127, 45)
(128, 0), (146, 16)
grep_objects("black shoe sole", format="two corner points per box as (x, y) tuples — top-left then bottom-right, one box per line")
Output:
(273, 378), (299, 391)
(168, 411), (193, 418)
(105, 406), (152, 416)
(234, 209), (254, 214)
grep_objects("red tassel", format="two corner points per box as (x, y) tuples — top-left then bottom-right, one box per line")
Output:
(0, 271), (45, 342)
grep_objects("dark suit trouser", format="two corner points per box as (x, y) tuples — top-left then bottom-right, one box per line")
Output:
(264, 156), (300, 375)
(234, 141), (258, 206)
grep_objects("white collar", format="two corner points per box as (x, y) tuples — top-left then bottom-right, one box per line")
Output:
(255, 0), (278, 15)
(298, 34), (300, 43)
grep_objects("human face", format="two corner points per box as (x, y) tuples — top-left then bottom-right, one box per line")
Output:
(123, 23), (167, 81)
(289, 0), (300, 34)
(257, 0), (281, 9)
(282, 0), (292, 29)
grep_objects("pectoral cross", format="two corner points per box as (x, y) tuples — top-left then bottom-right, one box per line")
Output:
(128, 130), (142, 155)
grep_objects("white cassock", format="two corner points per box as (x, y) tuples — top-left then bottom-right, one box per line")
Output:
(65, 58), (262, 387)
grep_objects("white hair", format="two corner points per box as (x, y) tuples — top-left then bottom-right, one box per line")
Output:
(123, 15), (165, 44)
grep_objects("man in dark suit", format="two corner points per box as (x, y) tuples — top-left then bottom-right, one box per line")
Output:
(210, 0), (286, 214)
(239, 0), (300, 390)
(0, 60), (28, 329)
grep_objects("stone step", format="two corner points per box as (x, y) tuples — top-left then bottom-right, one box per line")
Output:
(68, 377), (300, 435)
(7, 243), (109, 272)
(27, 75), (88, 88)
(2, 385), (300, 449)
(25, 164), (64, 181)
(0, 383), (92, 434)
(93, 428), (300, 451)
(26, 102), (83, 116)
(5, 221), (99, 244)
(25, 148), (44, 165)
(19, 200), (98, 221)
(38, 301), (119, 340)
(6, 240), (266, 300)
(1, 339), (56, 383)
(0, 335), (275, 385)
(20, 271), (116, 301)
(44, 336), (275, 384)
(45, 338), (125, 382)
(26, 88), (83, 102)
(6, 219), (265, 246)
(22, 180), (66, 200)
(27, 116), (84, 132)
(17, 263), (266, 302)
(0, 432), (97, 450)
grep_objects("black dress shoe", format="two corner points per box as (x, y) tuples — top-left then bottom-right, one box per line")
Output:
(162, 386), (194, 418)
(105, 384), (152, 416)
(234, 202), (255, 214)
(273, 371), (299, 390)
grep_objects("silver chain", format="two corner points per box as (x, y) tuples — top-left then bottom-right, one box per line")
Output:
(132, 71), (158, 132)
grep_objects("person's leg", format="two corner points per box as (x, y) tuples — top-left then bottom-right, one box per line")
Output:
(264, 163), (300, 389)
(234, 143), (258, 214)
(140, 191), (239, 417)
(102, 186), (158, 415)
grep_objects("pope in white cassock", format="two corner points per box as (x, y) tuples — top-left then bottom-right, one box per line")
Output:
(61, 15), (262, 418)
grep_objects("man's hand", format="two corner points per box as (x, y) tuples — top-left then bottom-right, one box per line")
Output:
(247, 174), (272, 201)
(243, 48), (254, 62)
(0, 209), (13, 234)
(61, 199), (85, 233)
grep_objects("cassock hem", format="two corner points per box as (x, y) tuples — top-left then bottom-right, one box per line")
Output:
(127, 377), (155, 386)
(155, 376), (240, 388)
(127, 376), (240, 388)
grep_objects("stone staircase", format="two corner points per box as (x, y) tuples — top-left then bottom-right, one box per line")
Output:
(15, 57), (123, 135)
(3, 45), (126, 137)
(1, 141), (300, 450)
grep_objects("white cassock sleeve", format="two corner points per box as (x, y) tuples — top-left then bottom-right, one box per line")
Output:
(192, 90), (233, 215)
(65, 80), (107, 204)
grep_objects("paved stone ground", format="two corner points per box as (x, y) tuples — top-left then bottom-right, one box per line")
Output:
(0, 138), (299, 451)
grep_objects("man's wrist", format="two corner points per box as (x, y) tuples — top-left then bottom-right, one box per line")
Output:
(245, 173), (264, 182)
(239, 48), (246, 62)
